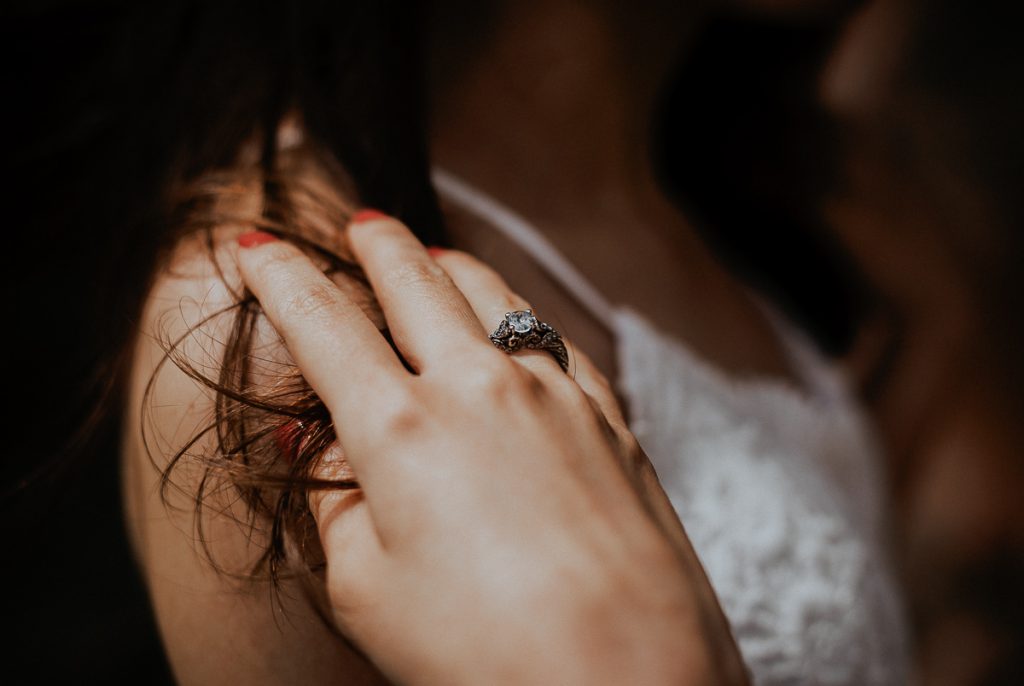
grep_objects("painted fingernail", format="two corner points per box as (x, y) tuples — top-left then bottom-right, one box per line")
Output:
(427, 246), (446, 257)
(350, 209), (388, 224)
(237, 231), (278, 248)
(274, 419), (306, 465)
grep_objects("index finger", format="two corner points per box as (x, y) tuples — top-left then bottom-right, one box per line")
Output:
(234, 231), (409, 454)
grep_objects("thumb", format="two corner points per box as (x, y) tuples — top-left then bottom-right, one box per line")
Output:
(306, 440), (360, 525)
(308, 441), (385, 611)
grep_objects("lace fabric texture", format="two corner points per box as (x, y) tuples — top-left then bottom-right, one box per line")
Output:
(615, 308), (908, 685)
(433, 169), (910, 684)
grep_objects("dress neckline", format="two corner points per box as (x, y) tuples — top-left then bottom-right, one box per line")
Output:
(431, 167), (847, 407)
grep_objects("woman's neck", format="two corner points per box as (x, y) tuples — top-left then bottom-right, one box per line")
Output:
(425, 0), (794, 381)
(427, 0), (704, 233)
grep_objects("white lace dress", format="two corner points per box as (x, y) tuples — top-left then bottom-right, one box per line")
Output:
(434, 170), (910, 684)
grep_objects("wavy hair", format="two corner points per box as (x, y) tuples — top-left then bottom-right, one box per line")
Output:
(13, 0), (445, 588)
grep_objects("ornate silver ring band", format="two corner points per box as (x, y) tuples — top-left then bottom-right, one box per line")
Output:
(489, 309), (569, 373)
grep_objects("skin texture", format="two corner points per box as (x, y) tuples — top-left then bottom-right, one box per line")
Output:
(230, 214), (748, 685)
(822, 2), (1024, 680)
(119, 4), (813, 681)
(121, 228), (387, 685)
(427, 0), (796, 385)
(121, 213), (748, 684)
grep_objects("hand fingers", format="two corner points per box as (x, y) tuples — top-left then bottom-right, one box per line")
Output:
(346, 212), (493, 372)
(235, 232), (409, 479)
(432, 249), (631, 430)
(308, 442), (385, 614)
(635, 456), (693, 553)
(432, 249), (571, 376)
(430, 248), (640, 475)
(569, 346), (629, 432)
(306, 441), (359, 521)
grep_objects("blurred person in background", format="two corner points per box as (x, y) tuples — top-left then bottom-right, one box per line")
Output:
(823, 1), (1024, 682)
(670, 1), (1024, 682)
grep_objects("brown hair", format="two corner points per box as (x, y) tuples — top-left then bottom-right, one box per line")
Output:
(145, 150), (393, 586)
(9, 1), (445, 587)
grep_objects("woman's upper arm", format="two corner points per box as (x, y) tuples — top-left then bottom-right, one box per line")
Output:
(120, 235), (383, 685)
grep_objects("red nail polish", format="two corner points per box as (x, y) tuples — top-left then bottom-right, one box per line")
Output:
(427, 246), (446, 257)
(238, 231), (278, 248)
(350, 209), (388, 224)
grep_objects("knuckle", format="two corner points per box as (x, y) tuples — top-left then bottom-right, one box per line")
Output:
(617, 429), (642, 456)
(458, 353), (546, 402)
(525, 364), (548, 389)
(617, 431), (647, 472)
(282, 281), (343, 321)
(384, 259), (447, 293)
(463, 366), (506, 396)
(376, 388), (426, 436)
(556, 380), (598, 414)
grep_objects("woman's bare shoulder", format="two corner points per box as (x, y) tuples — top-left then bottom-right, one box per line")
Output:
(122, 228), (270, 529)
(121, 227), (384, 685)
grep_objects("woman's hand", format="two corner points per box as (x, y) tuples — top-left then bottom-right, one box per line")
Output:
(234, 214), (748, 686)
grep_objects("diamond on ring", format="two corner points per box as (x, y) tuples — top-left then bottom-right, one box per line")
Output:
(489, 310), (569, 373)
(507, 310), (538, 334)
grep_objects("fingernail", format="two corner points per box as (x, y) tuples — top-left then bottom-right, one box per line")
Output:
(427, 246), (446, 257)
(350, 209), (388, 224)
(237, 231), (278, 248)
(274, 419), (306, 465)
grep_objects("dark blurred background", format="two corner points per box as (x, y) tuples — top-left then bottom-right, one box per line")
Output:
(2, 1), (1022, 683)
